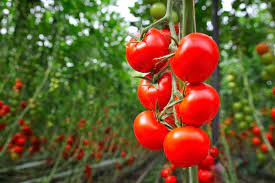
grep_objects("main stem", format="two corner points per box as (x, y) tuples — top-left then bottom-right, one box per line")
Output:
(181, 1), (198, 183)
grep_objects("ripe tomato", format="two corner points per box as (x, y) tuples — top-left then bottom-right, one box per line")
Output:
(171, 33), (219, 83)
(160, 29), (171, 43)
(161, 167), (171, 178)
(150, 2), (166, 19)
(163, 126), (210, 168)
(272, 86), (275, 96)
(138, 72), (172, 110)
(165, 176), (177, 183)
(134, 111), (169, 150)
(126, 28), (170, 73)
(176, 83), (220, 127)
(271, 107), (275, 122)
(209, 146), (219, 158)
(260, 144), (268, 153)
(252, 137), (261, 146)
(198, 169), (214, 183)
(256, 42), (269, 55)
(265, 132), (273, 143)
(252, 126), (261, 136)
(199, 154), (215, 170)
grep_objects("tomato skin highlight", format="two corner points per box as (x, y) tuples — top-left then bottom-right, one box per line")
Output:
(126, 28), (170, 73)
(133, 111), (169, 150)
(163, 126), (210, 168)
(177, 83), (220, 127)
(171, 33), (219, 83)
(138, 72), (172, 110)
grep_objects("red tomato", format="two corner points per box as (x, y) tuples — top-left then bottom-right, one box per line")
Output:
(252, 126), (261, 136)
(171, 33), (219, 83)
(160, 29), (171, 43)
(252, 137), (261, 146)
(199, 154), (215, 170)
(198, 169), (214, 183)
(134, 111), (169, 150)
(163, 126), (210, 168)
(256, 42), (269, 55)
(161, 167), (171, 178)
(121, 151), (126, 158)
(164, 115), (176, 127)
(138, 72), (172, 110)
(209, 146), (219, 158)
(265, 132), (273, 143)
(165, 176), (177, 183)
(176, 83), (220, 127)
(260, 144), (268, 153)
(271, 107), (275, 122)
(126, 28), (170, 73)
(272, 86), (275, 96)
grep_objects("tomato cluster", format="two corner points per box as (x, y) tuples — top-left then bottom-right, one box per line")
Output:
(160, 164), (177, 183)
(126, 27), (220, 173)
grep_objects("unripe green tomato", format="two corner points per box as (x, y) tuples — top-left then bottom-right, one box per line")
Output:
(265, 64), (275, 75)
(225, 74), (235, 82)
(228, 82), (236, 89)
(241, 99), (248, 105)
(245, 115), (253, 123)
(233, 102), (242, 111)
(243, 106), (252, 114)
(172, 11), (178, 23)
(150, 2), (166, 19)
(234, 112), (244, 121)
(260, 70), (271, 80)
(257, 152), (267, 162)
(261, 52), (273, 65)
(239, 121), (247, 129)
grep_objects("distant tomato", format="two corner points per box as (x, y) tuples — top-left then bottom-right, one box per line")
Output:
(176, 83), (220, 127)
(138, 72), (172, 110)
(126, 29), (170, 73)
(165, 176), (177, 183)
(163, 126), (210, 168)
(171, 33), (219, 83)
(252, 137), (261, 146)
(134, 111), (169, 150)
(209, 146), (219, 158)
(199, 154), (215, 170)
(252, 126), (261, 136)
(271, 107), (275, 122)
(161, 167), (171, 178)
(272, 86), (275, 96)
(256, 42), (269, 55)
(265, 132), (273, 143)
(260, 144), (268, 153)
(198, 169), (214, 183)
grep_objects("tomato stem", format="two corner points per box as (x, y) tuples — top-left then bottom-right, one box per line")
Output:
(181, 0), (194, 37)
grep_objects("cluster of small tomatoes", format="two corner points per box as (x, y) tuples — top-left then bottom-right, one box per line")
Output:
(126, 21), (220, 181)
(160, 164), (177, 183)
(255, 42), (275, 81)
(0, 79), (45, 160)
